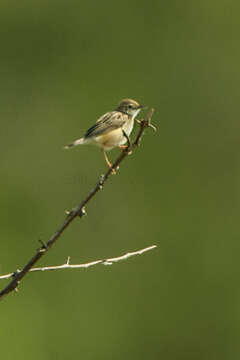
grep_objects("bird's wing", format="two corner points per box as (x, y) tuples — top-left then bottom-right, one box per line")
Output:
(84, 111), (128, 138)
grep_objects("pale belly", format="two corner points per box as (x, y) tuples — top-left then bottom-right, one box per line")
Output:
(94, 118), (134, 150)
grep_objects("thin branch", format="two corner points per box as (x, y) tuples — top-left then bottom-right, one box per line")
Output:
(0, 245), (157, 279)
(0, 109), (155, 300)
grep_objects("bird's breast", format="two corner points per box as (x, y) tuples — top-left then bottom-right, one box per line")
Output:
(122, 117), (134, 136)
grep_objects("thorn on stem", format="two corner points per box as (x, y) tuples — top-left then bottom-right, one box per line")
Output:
(99, 174), (105, 183)
(98, 174), (105, 189)
(11, 270), (21, 293)
(103, 260), (113, 266)
(12, 269), (21, 278)
(78, 207), (86, 218)
(39, 239), (48, 251)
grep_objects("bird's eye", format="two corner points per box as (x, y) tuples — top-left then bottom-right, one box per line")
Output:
(128, 104), (133, 109)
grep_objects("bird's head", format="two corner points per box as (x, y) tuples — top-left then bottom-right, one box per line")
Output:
(116, 98), (145, 118)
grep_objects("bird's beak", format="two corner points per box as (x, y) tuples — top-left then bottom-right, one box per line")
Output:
(139, 105), (147, 109)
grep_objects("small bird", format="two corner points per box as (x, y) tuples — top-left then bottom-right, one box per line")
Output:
(64, 98), (144, 170)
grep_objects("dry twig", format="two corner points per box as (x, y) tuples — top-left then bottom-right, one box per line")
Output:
(0, 109), (155, 300)
(0, 245), (157, 279)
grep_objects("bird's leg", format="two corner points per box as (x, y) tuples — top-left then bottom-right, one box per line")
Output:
(121, 129), (132, 154)
(102, 148), (116, 174)
(102, 149), (112, 168)
(122, 129), (131, 148)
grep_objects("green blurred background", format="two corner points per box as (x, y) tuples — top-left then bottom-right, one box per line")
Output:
(1, 1), (240, 359)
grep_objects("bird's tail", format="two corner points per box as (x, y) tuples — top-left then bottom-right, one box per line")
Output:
(64, 137), (85, 149)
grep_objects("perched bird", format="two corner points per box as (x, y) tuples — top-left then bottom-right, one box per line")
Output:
(64, 98), (144, 169)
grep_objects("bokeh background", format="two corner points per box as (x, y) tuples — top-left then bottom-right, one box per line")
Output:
(1, 1), (240, 359)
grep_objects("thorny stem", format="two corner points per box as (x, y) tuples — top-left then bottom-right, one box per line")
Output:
(0, 109), (155, 300)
